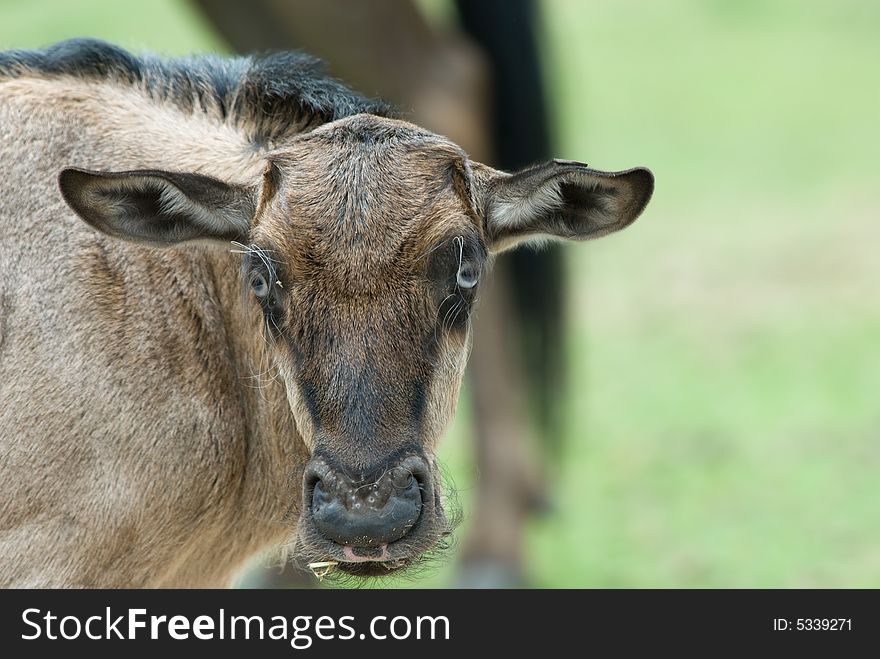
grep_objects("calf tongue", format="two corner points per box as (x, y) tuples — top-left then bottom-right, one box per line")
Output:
(343, 544), (389, 563)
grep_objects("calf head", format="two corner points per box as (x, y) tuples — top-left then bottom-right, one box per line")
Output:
(59, 114), (653, 576)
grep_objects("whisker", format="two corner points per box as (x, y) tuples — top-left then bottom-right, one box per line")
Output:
(434, 292), (457, 342)
(442, 296), (463, 331)
(414, 236), (454, 263)
(448, 298), (466, 330)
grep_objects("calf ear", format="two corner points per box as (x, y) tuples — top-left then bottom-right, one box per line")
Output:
(59, 168), (255, 246)
(483, 159), (654, 253)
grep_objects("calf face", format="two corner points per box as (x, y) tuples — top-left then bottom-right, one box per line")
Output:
(59, 114), (653, 576)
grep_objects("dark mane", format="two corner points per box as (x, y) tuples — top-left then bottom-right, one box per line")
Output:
(0, 38), (396, 145)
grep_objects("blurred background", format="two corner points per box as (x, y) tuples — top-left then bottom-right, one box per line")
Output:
(2, 0), (877, 587)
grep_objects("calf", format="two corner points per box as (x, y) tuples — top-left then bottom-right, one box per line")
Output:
(0, 39), (652, 586)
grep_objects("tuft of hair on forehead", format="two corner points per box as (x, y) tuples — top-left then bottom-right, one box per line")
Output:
(300, 112), (465, 155)
(285, 116), (477, 220)
(0, 38), (396, 146)
(298, 114), (478, 215)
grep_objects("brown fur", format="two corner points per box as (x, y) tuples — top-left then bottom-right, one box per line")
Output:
(0, 45), (652, 587)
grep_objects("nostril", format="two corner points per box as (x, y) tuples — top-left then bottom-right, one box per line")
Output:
(397, 456), (430, 500)
(311, 479), (334, 508)
(303, 461), (331, 494)
(390, 466), (414, 490)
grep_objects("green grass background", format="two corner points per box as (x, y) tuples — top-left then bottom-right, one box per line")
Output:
(2, 0), (877, 587)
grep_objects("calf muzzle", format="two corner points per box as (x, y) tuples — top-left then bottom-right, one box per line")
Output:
(305, 455), (428, 549)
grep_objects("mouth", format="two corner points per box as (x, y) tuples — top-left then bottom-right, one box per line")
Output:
(309, 534), (424, 577)
(301, 541), (415, 579)
(342, 544), (389, 563)
(333, 543), (410, 577)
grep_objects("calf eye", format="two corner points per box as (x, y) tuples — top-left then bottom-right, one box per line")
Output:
(456, 263), (480, 289)
(251, 271), (269, 298)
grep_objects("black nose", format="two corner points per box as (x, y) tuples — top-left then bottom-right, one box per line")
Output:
(309, 458), (425, 547)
